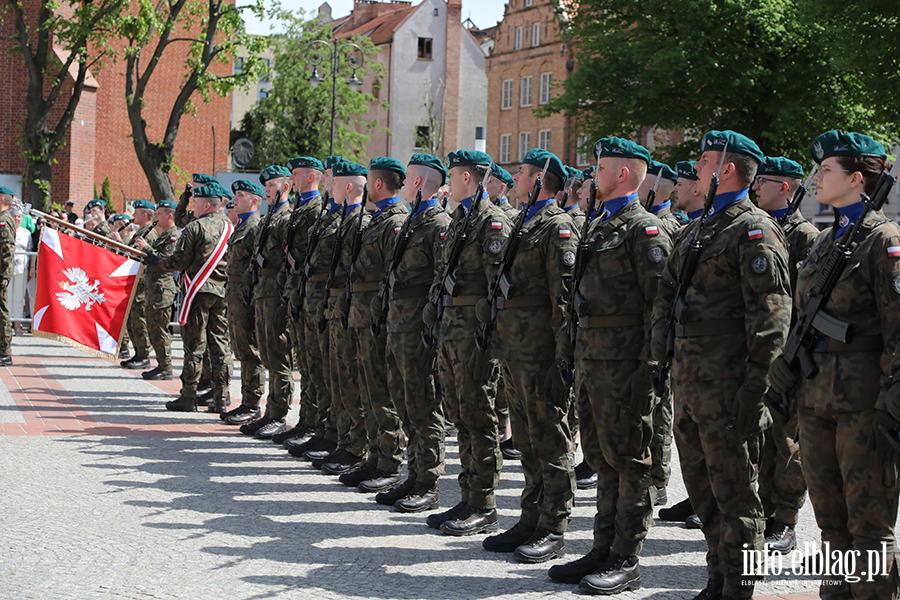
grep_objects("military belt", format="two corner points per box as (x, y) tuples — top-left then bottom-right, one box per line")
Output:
(442, 294), (481, 307)
(392, 285), (429, 300)
(260, 268), (279, 276)
(309, 274), (328, 282)
(352, 282), (380, 292)
(578, 314), (643, 329)
(329, 287), (343, 297)
(227, 274), (243, 282)
(496, 296), (551, 310)
(146, 266), (165, 273)
(674, 319), (745, 338)
(814, 335), (883, 353)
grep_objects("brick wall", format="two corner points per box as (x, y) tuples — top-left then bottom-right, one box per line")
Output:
(442, 0), (462, 153)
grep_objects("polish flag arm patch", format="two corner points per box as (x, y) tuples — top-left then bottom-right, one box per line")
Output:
(394, 226), (402, 233)
(645, 226), (659, 236)
(887, 246), (900, 257)
(748, 229), (764, 241)
(559, 229), (571, 238)
(491, 221), (503, 230)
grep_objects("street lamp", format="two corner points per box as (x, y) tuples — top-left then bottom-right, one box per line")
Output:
(305, 39), (365, 156)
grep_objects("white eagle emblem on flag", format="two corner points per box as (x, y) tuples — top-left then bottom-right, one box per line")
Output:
(56, 267), (106, 311)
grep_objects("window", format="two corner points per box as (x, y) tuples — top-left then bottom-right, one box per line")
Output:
(539, 72), (552, 104)
(415, 126), (430, 149)
(418, 37), (433, 59)
(518, 132), (531, 162)
(514, 27), (522, 50)
(258, 89), (269, 102)
(499, 134), (512, 163)
(234, 57), (244, 75)
(501, 80), (513, 110)
(520, 76), (532, 107)
(531, 23), (540, 47)
(576, 134), (590, 166)
(524, 0), (533, 6)
(259, 58), (271, 82)
(433, 8), (439, 16)
(538, 129), (551, 151)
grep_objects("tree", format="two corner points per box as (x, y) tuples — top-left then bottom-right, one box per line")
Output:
(101, 176), (113, 212)
(543, 0), (893, 163)
(4, 0), (125, 208)
(414, 79), (443, 156)
(119, 0), (269, 203)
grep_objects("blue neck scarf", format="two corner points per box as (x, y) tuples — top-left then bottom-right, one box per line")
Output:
(275, 198), (289, 211)
(524, 198), (555, 224)
(237, 210), (257, 228)
(374, 195), (402, 218)
(297, 190), (320, 208)
(461, 191), (489, 214)
(769, 207), (789, 221)
(327, 198), (343, 215)
(708, 188), (749, 217)
(835, 201), (866, 239)
(413, 197), (438, 216)
(650, 200), (671, 214)
(601, 193), (638, 222)
(564, 203), (579, 213)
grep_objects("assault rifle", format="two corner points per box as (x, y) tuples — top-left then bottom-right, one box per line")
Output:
(283, 189), (328, 274)
(474, 156), (551, 353)
(651, 143), (729, 396)
(643, 166), (665, 211)
(318, 198), (350, 333)
(294, 192), (330, 321)
(778, 166), (818, 228)
(245, 183), (286, 307)
(341, 185), (369, 329)
(557, 173), (576, 209)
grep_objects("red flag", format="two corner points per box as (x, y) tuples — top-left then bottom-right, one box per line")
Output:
(32, 228), (143, 362)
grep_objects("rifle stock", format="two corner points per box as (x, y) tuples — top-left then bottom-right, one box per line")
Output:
(342, 185), (369, 329)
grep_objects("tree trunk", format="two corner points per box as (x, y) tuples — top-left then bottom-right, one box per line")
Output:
(26, 161), (52, 210)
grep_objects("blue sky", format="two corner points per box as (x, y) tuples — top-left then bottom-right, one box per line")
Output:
(243, 0), (507, 35)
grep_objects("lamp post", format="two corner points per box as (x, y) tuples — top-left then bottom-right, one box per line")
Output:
(306, 38), (365, 157)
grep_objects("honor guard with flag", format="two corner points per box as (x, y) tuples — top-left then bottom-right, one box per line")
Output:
(121, 200), (158, 371)
(0, 187), (16, 365)
(138, 184), (234, 412)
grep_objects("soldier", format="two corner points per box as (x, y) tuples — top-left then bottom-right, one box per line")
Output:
(239, 165), (294, 439)
(83, 199), (111, 236)
(640, 161), (687, 237)
(769, 131), (900, 599)
(370, 153), (451, 511)
(120, 200), (158, 371)
(550, 138), (672, 593)
(651, 130), (792, 600)
(140, 200), (179, 383)
(0, 187), (15, 366)
(137, 185), (234, 412)
(488, 163), (518, 218)
(109, 214), (134, 245)
(752, 156), (817, 554)
(175, 173), (223, 228)
(472, 148), (576, 563)
(225, 200), (238, 226)
(422, 150), (510, 536)
(671, 161), (704, 217)
(219, 180), (265, 425)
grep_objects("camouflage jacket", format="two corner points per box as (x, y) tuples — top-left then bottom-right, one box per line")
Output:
(249, 201), (292, 300)
(491, 202), (577, 361)
(284, 195), (326, 298)
(575, 201), (672, 362)
(160, 211), (230, 298)
(347, 200), (408, 328)
(325, 205), (367, 320)
(174, 191), (194, 229)
(302, 208), (343, 314)
(0, 209), (15, 279)
(653, 203), (689, 238)
(130, 223), (158, 303)
(224, 212), (260, 304)
(780, 209), (819, 291)
(92, 220), (111, 237)
(432, 197), (511, 341)
(495, 198), (520, 220)
(387, 202), (451, 334)
(145, 225), (180, 309)
(794, 211), (900, 413)
(651, 197), (792, 388)
(565, 205), (586, 231)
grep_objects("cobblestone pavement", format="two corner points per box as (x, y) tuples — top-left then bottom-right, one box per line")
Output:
(0, 335), (878, 599)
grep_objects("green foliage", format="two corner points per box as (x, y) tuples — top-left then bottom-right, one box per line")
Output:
(92, 184), (99, 199)
(101, 176), (113, 211)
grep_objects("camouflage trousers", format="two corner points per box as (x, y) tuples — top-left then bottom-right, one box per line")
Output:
(650, 385), (673, 488)
(328, 305), (367, 458)
(0, 276), (10, 356)
(576, 359), (653, 556)
(227, 300), (263, 408)
(146, 304), (173, 370)
(758, 405), (806, 526)
(305, 304), (337, 443)
(180, 292), (232, 400)
(495, 369), (509, 432)
(289, 311), (316, 427)
(355, 324), (403, 473)
(502, 357), (575, 534)
(799, 406), (900, 600)
(674, 377), (764, 599)
(254, 296), (293, 421)
(437, 336), (500, 510)
(387, 330), (444, 486)
(125, 299), (151, 359)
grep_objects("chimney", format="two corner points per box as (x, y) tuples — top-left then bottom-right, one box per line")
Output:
(318, 2), (333, 23)
(443, 0), (462, 153)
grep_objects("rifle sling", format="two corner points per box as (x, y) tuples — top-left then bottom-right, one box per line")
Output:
(674, 319), (745, 337)
(579, 314), (643, 329)
(814, 335), (883, 353)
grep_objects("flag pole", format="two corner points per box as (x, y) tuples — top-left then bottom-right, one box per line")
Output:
(32, 209), (147, 260)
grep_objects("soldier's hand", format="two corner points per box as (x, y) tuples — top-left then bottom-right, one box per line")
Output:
(768, 355), (798, 395)
(467, 345), (492, 382)
(416, 339), (437, 373)
(650, 328), (668, 363)
(731, 382), (767, 438)
(625, 361), (656, 417)
(475, 298), (492, 325)
(142, 251), (160, 267)
(556, 326), (575, 362)
(541, 363), (571, 407)
(884, 384), (900, 423)
(370, 294), (388, 320)
(337, 290), (351, 314)
(422, 301), (438, 327)
(869, 410), (900, 467)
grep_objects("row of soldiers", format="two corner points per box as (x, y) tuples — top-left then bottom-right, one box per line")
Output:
(114, 127), (899, 600)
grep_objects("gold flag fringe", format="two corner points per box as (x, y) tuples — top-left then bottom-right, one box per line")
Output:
(33, 330), (121, 364)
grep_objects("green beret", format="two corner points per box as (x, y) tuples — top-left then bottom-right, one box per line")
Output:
(226, 200), (235, 209)
(409, 153), (448, 183)
(648, 161), (678, 183)
(701, 130), (764, 163)
(760, 156), (804, 179)
(521, 148), (566, 181)
(0, 186), (13, 196)
(581, 167), (595, 181)
(112, 214), (132, 224)
(259, 165), (291, 184)
(332, 161), (368, 177)
(157, 199), (177, 210)
(675, 161), (698, 181)
(86, 199), (106, 211)
(491, 163), (514, 188)
(369, 157), (406, 179)
(132, 199), (156, 211)
(192, 173), (219, 186)
(288, 157), (324, 172)
(810, 130), (887, 164)
(447, 150), (492, 168)
(565, 165), (582, 181)
(212, 182), (233, 199)
(232, 179), (265, 198)
(193, 185), (223, 199)
(593, 137), (652, 165)
(325, 156), (343, 170)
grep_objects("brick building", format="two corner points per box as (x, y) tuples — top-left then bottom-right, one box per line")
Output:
(0, 1), (231, 214)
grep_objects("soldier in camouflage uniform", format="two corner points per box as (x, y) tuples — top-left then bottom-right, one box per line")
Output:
(219, 180), (265, 425)
(138, 185), (234, 412)
(84, 199), (111, 237)
(550, 138), (672, 593)
(422, 150), (510, 537)
(0, 187), (16, 365)
(640, 161), (687, 237)
(672, 161), (705, 217)
(473, 148), (576, 563)
(770, 131), (900, 600)
(121, 200), (158, 371)
(651, 130), (792, 600)
(140, 200), (179, 383)
(752, 156), (818, 554)
(109, 214), (134, 245)
(370, 153), (451, 511)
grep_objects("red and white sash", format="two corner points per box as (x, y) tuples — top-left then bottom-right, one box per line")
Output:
(177, 219), (234, 325)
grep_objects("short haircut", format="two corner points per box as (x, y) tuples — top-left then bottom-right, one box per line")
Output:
(207, 197), (222, 209)
(463, 164), (490, 185)
(543, 172), (562, 194)
(835, 155), (887, 198)
(725, 152), (759, 188)
(370, 169), (404, 194)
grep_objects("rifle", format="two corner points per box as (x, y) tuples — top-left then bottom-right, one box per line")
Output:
(651, 143), (729, 396)
(371, 179), (427, 337)
(294, 192), (330, 321)
(341, 184), (369, 329)
(283, 190), (328, 274)
(643, 166), (665, 211)
(474, 156), (551, 353)
(245, 179), (290, 307)
(317, 197), (350, 333)
(557, 174), (576, 209)
(778, 165), (818, 228)
(422, 167), (493, 349)
(766, 159), (899, 422)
